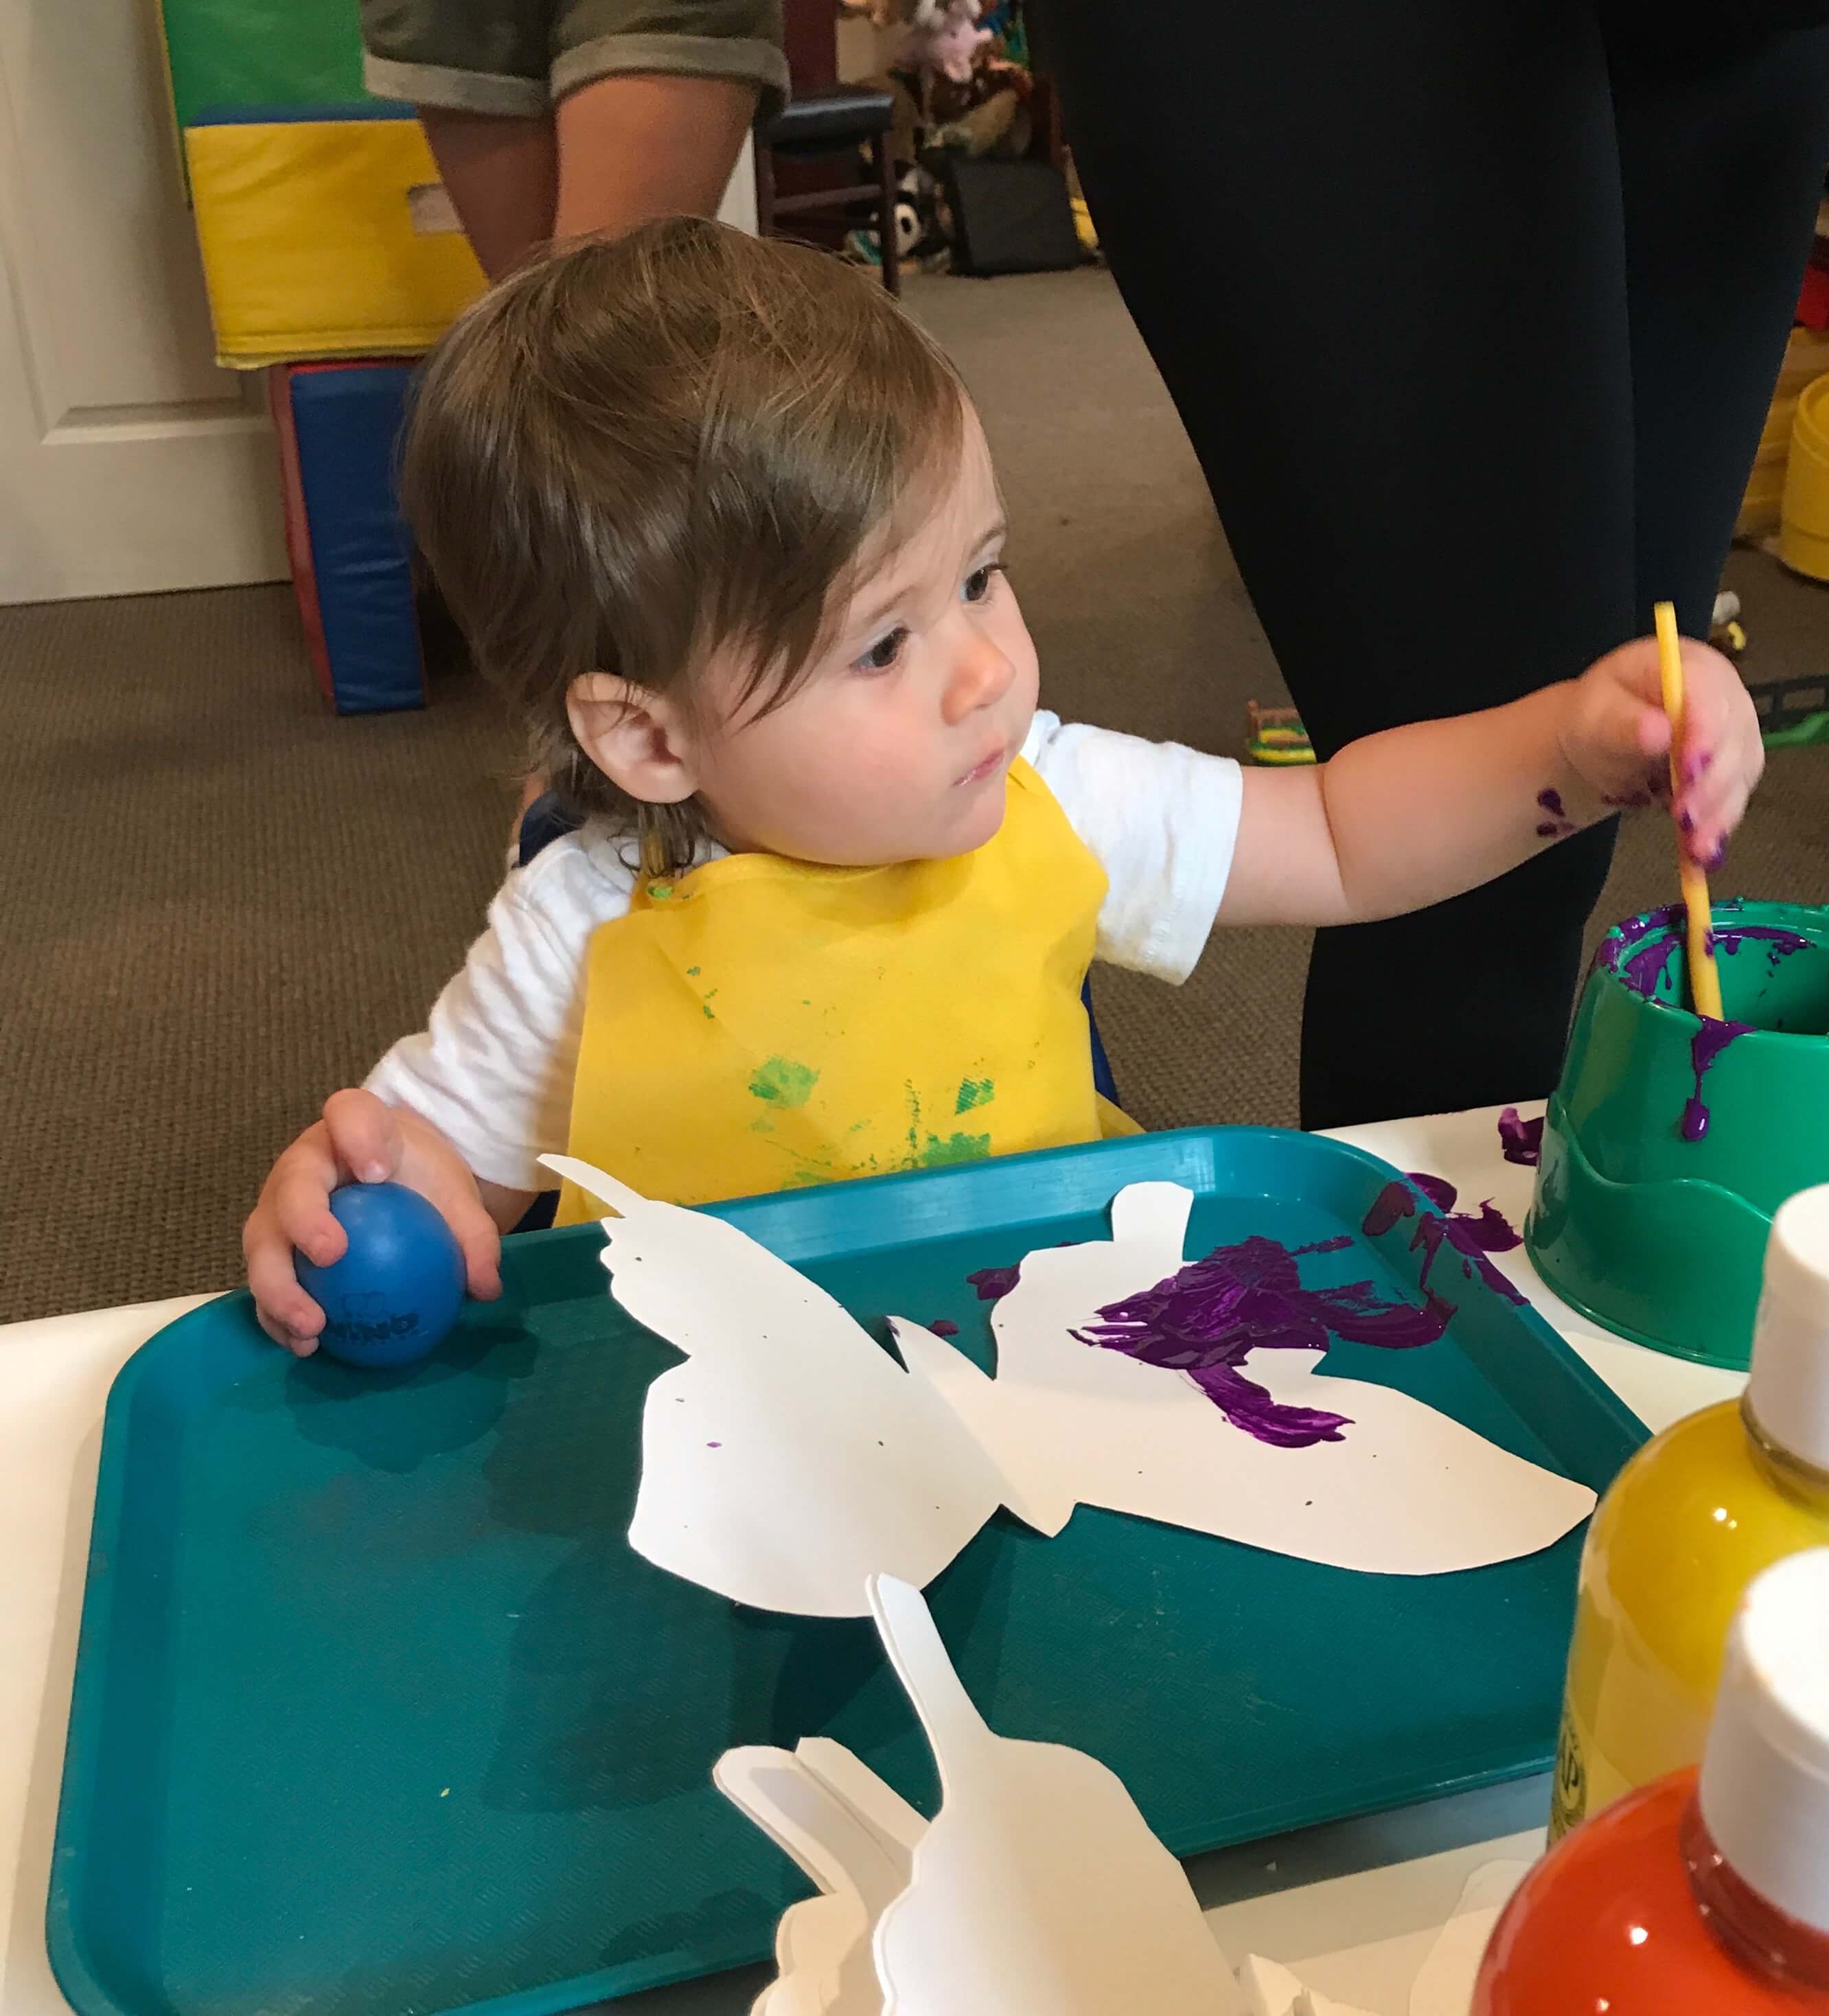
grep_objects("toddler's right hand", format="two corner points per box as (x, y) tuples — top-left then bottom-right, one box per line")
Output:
(242, 1090), (503, 1354)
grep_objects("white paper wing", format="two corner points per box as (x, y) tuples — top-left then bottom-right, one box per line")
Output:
(546, 1160), (1006, 1618)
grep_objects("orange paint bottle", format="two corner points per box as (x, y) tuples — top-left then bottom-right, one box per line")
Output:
(1475, 1549), (1829, 2013)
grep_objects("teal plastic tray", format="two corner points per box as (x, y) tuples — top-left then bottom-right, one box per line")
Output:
(49, 1126), (1644, 2016)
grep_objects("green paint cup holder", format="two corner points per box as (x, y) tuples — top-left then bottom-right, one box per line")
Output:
(1526, 900), (1829, 1370)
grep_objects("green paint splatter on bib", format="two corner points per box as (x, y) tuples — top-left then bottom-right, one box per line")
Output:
(749, 1057), (819, 1108)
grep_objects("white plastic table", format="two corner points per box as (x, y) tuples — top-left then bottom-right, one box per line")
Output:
(0, 1105), (1744, 2016)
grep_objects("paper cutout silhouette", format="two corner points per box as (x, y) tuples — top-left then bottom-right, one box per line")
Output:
(1238, 1956), (1375, 2016)
(716, 1576), (1246, 2016)
(1407, 1860), (1530, 2016)
(544, 1156), (1596, 1616)
(714, 1737), (924, 2016)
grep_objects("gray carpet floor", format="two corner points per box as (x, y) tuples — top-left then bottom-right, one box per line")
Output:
(5, 266), (1829, 1322)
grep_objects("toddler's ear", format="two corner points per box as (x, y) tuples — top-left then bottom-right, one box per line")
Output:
(567, 672), (700, 806)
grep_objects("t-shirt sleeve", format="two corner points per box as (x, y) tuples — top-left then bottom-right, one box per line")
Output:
(1023, 709), (1244, 983)
(364, 836), (632, 1192)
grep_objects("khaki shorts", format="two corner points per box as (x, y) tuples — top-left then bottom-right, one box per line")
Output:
(360, 0), (787, 121)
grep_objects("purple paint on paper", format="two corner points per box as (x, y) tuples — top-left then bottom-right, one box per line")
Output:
(967, 1263), (1021, 1301)
(1292, 1234), (1355, 1257)
(1682, 1017), (1753, 1143)
(1364, 1176), (1527, 1307)
(1498, 1106), (1544, 1167)
(1072, 1234), (1451, 1448)
(930, 1318), (960, 1337)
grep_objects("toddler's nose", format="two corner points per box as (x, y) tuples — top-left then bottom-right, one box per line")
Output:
(942, 630), (1014, 724)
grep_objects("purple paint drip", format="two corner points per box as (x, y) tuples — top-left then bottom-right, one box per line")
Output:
(1072, 1234), (1451, 1448)
(967, 1263), (1021, 1302)
(930, 1318), (960, 1337)
(1537, 788), (1568, 818)
(1682, 1018), (1753, 1143)
(1597, 903), (1686, 996)
(1498, 1107), (1543, 1167)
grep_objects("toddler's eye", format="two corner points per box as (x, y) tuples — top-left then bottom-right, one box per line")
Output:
(963, 562), (1004, 604)
(855, 626), (908, 674)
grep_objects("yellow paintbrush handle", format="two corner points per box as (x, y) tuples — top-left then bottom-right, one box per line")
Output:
(1654, 601), (1724, 1021)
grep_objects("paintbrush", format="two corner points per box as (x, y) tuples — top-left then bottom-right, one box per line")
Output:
(1654, 600), (1724, 1021)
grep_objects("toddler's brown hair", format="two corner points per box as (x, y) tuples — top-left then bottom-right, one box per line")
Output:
(399, 216), (969, 873)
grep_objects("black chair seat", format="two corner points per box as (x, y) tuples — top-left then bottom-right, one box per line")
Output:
(764, 84), (895, 152)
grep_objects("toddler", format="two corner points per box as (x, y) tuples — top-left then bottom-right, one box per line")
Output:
(244, 218), (1764, 1351)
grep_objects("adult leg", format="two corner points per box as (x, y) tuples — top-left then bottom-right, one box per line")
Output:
(1609, 16), (1829, 639)
(1044, 0), (1637, 1125)
(417, 108), (560, 279)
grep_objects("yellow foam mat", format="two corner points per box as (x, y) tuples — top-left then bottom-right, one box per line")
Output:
(185, 119), (486, 367)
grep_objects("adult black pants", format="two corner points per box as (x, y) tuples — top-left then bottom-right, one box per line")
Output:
(1040, 3), (1829, 1126)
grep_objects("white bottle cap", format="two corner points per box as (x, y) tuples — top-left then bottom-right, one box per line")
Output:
(1697, 1548), (1829, 1936)
(1746, 1186), (1829, 1475)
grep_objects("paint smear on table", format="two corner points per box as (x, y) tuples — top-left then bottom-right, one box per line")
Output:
(1498, 1106), (1543, 1167)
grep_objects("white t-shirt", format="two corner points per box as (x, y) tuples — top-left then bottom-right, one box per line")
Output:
(367, 710), (1243, 1192)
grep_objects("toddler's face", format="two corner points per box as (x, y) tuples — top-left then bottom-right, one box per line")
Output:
(691, 413), (1039, 867)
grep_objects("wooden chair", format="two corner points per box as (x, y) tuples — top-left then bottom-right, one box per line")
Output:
(754, 84), (901, 294)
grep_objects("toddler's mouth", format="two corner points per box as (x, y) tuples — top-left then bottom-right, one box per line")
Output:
(955, 746), (1008, 788)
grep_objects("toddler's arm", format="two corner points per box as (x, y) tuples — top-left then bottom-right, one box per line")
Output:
(1218, 635), (1760, 928)
(242, 832), (628, 1351)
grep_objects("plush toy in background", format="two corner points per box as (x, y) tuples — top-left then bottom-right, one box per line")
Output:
(904, 0), (991, 83)
(852, 0), (1034, 171)
(845, 165), (951, 277)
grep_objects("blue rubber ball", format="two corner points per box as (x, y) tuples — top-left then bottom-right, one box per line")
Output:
(295, 1182), (466, 1368)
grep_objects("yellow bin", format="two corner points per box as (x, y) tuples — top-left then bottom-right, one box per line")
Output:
(1780, 373), (1829, 581)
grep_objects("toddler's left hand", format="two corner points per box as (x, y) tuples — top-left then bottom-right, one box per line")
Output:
(1560, 634), (1763, 867)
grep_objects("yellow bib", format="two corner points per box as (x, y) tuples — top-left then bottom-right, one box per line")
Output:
(555, 759), (1136, 1222)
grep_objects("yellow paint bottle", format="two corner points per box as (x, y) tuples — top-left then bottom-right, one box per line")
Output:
(1550, 1185), (1829, 1841)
